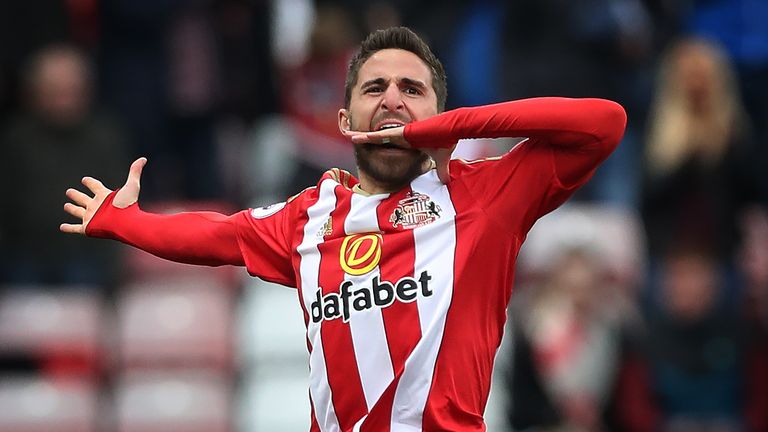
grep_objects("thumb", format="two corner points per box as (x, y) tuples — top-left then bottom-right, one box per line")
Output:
(435, 155), (451, 184)
(425, 147), (454, 185)
(113, 157), (147, 208)
(126, 157), (147, 186)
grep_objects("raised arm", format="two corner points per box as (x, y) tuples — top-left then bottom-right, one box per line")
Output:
(403, 97), (625, 149)
(61, 158), (244, 267)
(345, 97), (627, 185)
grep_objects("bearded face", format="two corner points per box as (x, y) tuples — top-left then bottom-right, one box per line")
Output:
(340, 48), (439, 191)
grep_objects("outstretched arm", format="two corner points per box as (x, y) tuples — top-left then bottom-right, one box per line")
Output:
(344, 97), (627, 185)
(61, 158), (244, 267)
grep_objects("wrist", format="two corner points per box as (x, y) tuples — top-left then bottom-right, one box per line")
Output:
(85, 190), (138, 238)
(404, 110), (462, 149)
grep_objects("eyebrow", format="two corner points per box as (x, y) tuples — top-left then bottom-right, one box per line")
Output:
(360, 77), (428, 90)
(400, 77), (427, 90)
(360, 78), (387, 89)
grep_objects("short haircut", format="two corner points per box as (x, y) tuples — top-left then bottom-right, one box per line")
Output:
(344, 27), (447, 112)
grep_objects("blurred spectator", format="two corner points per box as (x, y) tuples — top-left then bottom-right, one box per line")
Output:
(279, 3), (360, 194)
(642, 38), (760, 261)
(502, 0), (652, 103)
(163, 2), (224, 200)
(685, 0), (768, 204)
(212, 0), (279, 203)
(508, 247), (637, 431)
(739, 208), (768, 431)
(0, 44), (127, 286)
(0, 0), (70, 120)
(211, 0), (277, 122)
(501, 0), (654, 207)
(99, 0), (276, 203)
(616, 246), (748, 432)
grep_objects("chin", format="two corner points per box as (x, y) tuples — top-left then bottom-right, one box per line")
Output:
(354, 144), (429, 188)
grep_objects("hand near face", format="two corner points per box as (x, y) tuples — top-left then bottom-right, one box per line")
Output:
(60, 157), (147, 235)
(343, 125), (407, 147)
(342, 127), (454, 184)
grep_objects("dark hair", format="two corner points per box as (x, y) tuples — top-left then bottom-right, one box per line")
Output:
(344, 27), (447, 112)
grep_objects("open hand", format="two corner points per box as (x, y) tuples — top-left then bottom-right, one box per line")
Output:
(60, 157), (147, 235)
(341, 127), (455, 184)
(342, 126), (408, 148)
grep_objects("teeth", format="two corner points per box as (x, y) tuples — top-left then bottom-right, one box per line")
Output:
(378, 123), (402, 131)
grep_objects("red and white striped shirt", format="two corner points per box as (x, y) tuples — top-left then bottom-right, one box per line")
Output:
(87, 98), (626, 431)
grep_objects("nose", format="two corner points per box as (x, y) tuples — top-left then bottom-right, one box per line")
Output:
(380, 83), (404, 111)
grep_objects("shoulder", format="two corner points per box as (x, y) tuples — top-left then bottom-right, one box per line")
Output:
(448, 138), (539, 179)
(272, 167), (358, 211)
(320, 168), (358, 189)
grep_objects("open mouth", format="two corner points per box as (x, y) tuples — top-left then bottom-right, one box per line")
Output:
(376, 123), (404, 131)
(372, 117), (407, 132)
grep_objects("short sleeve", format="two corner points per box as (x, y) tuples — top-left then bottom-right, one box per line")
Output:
(231, 200), (297, 287)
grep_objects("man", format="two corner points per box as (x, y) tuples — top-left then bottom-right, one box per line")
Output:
(1, 44), (126, 285)
(62, 27), (626, 431)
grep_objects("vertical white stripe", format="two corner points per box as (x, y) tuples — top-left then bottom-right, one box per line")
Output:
(352, 415), (367, 432)
(391, 170), (457, 431)
(345, 193), (395, 410)
(297, 179), (341, 432)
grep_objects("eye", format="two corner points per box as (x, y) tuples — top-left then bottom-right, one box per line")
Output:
(404, 86), (422, 95)
(364, 86), (382, 94)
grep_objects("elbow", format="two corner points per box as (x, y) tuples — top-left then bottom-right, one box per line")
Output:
(592, 99), (627, 149)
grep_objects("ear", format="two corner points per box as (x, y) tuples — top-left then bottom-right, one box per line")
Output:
(338, 109), (351, 134)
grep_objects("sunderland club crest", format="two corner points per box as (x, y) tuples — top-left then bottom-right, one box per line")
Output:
(390, 192), (441, 229)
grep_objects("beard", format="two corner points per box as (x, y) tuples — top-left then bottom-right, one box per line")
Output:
(354, 143), (429, 191)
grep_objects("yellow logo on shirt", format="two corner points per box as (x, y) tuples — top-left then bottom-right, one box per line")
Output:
(340, 233), (382, 275)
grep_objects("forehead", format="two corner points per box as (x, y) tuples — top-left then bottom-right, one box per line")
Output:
(357, 48), (433, 87)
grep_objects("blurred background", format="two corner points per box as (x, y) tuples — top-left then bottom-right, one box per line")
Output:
(0, 0), (766, 431)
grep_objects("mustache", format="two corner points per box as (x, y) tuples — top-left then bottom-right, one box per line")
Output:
(360, 142), (418, 152)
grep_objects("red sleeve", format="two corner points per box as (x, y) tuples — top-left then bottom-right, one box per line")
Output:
(405, 97), (626, 234)
(86, 192), (296, 286)
(404, 97), (626, 186)
(233, 201), (297, 287)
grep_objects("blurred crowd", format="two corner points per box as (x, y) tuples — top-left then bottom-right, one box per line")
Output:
(0, 0), (767, 431)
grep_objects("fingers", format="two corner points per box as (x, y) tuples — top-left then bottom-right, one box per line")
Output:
(82, 177), (109, 196)
(342, 127), (409, 147)
(63, 202), (86, 219)
(340, 129), (359, 139)
(66, 188), (92, 207)
(340, 129), (372, 144)
(59, 222), (84, 235)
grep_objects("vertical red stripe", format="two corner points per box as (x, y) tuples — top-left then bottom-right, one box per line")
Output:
(421, 182), (508, 431)
(290, 189), (323, 431)
(317, 185), (368, 430)
(361, 188), (424, 431)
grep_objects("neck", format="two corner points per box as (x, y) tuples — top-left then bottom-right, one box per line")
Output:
(357, 159), (434, 195)
(357, 171), (402, 195)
